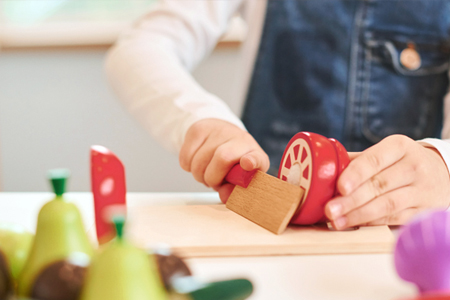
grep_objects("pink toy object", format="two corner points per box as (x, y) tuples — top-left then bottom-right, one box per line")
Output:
(394, 210), (450, 295)
(399, 294), (450, 300)
(90, 145), (127, 244)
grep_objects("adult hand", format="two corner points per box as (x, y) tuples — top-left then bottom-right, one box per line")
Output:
(179, 119), (270, 203)
(325, 135), (450, 229)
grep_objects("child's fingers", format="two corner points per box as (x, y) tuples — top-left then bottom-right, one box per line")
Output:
(179, 127), (208, 172)
(204, 142), (251, 188)
(347, 152), (361, 160)
(217, 183), (235, 204)
(204, 138), (269, 188)
(363, 207), (420, 226)
(189, 139), (219, 186)
(325, 158), (416, 221)
(240, 151), (270, 172)
(216, 150), (270, 203)
(331, 187), (416, 230)
(337, 135), (407, 196)
(179, 119), (269, 191)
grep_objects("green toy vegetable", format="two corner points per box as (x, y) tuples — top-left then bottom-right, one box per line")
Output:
(80, 213), (167, 300)
(0, 223), (33, 284)
(18, 169), (93, 298)
(0, 251), (12, 300)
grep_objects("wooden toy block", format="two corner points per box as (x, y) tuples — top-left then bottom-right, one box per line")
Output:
(226, 170), (304, 235)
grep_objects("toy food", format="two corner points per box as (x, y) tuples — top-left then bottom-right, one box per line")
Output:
(80, 213), (167, 300)
(91, 145), (126, 245)
(226, 132), (350, 233)
(395, 210), (450, 295)
(0, 223), (33, 283)
(0, 250), (12, 300)
(171, 276), (253, 300)
(18, 169), (93, 298)
(278, 132), (349, 224)
(152, 247), (192, 291)
(152, 247), (253, 300)
(30, 253), (89, 300)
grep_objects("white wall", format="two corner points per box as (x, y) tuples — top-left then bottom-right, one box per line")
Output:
(0, 46), (243, 192)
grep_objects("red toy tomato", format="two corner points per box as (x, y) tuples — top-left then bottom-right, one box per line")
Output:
(278, 132), (349, 225)
(328, 138), (350, 179)
(328, 138), (350, 198)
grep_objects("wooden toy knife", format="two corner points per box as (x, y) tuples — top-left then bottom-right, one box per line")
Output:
(225, 132), (350, 235)
(225, 164), (304, 235)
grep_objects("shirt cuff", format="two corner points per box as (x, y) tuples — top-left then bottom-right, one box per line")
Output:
(417, 138), (450, 210)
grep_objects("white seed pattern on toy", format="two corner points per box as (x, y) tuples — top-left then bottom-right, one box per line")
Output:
(279, 138), (312, 204)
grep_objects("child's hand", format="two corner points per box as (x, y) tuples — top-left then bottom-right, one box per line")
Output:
(179, 119), (270, 203)
(325, 135), (450, 229)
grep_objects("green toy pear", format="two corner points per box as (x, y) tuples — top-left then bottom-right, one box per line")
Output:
(80, 213), (167, 300)
(18, 169), (93, 299)
(0, 223), (33, 285)
(0, 250), (12, 300)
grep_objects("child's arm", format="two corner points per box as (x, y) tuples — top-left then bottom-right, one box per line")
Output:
(105, 0), (244, 153)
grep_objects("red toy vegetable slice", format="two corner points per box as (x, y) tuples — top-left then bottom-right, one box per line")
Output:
(328, 138), (350, 180)
(278, 132), (338, 225)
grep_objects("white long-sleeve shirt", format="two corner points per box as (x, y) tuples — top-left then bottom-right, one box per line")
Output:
(105, 0), (450, 173)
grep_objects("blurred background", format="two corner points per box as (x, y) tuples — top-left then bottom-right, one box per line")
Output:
(0, 0), (247, 192)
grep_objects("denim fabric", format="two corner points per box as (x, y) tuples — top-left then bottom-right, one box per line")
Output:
(242, 0), (450, 174)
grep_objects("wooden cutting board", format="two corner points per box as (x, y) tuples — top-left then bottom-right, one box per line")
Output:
(127, 204), (394, 258)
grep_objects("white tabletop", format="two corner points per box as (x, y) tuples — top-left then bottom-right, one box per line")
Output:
(0, 192), (416, 300)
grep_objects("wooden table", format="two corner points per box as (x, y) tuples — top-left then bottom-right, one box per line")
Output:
(0, 192), (416, 300)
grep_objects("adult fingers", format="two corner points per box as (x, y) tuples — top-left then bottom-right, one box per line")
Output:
(332, 187), (418, 229)
(337, 135), (410, 196)
(325, 158), (416, 220)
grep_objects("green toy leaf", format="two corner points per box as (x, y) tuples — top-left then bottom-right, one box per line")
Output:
(47, 169), (70, 196)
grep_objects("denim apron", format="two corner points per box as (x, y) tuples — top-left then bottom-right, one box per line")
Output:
(242, 0), (450, 174)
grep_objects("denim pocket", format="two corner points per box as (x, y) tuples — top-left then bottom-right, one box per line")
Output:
(361, 34), (449, 143)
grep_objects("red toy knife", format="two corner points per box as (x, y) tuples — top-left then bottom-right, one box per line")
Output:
(90, 145), (126, 244)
